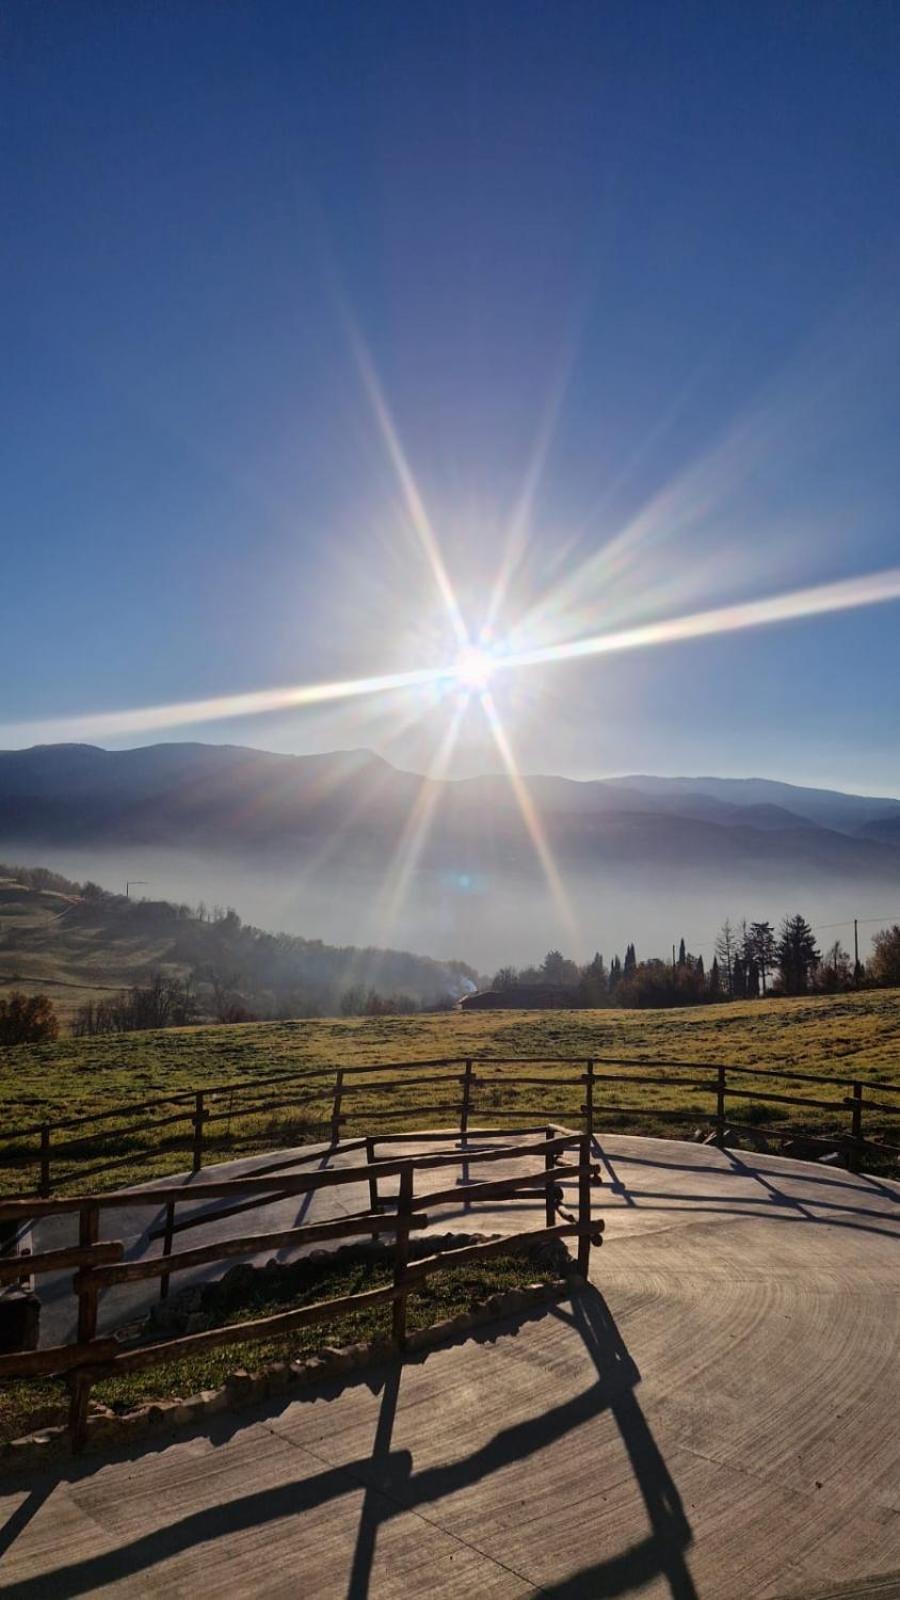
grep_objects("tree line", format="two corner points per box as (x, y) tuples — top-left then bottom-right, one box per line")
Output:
(490, 916), (900, 1009)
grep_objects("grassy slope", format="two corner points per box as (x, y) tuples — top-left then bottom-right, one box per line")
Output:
(2, 989), (899, 1191)
(0, 878), (175, 1020)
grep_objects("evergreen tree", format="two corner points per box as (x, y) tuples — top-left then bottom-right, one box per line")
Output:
(776, 914), (820, 995)
(623, 942), (637, 977)
(678, 937), (686, 966)
(540, 950), (580, 986)
(708, 956), (721, 998)
(747, 921), (776, 994)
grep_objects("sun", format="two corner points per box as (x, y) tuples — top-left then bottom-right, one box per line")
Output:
(452, 644), (495, 692)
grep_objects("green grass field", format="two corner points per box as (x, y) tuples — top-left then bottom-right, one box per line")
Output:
(2, 989), (899, 1191)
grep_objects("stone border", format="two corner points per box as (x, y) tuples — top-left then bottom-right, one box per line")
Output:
(0, 1276), (579, 1472)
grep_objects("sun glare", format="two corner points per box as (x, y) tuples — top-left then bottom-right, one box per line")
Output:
(452, 644), (495, 692)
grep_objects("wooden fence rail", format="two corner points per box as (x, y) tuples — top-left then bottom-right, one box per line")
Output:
(2, 1054), (899, 1200)
(0, 1127), (598, 1453)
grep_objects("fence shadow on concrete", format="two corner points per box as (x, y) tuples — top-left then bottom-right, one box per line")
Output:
(593, 1139), (900, 1247)
(0, 1287), (696, 1600)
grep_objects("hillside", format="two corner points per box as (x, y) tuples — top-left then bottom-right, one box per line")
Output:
(0, 866), (479, 1023)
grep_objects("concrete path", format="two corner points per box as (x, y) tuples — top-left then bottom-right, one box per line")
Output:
(1, 1136), (898, 1598)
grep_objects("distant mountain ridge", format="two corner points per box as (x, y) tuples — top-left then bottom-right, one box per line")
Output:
(606, 773), (900, 834)
(2, 742), (899, 966)
(2, 740), (898, 853)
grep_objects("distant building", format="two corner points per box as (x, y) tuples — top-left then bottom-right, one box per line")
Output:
(459, 985), (577, 1011)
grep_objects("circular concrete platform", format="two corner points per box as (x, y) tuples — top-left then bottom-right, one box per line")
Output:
(3, 1134), (898, 1598)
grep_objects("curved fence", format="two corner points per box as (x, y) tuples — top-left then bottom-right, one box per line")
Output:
(1, 1054), (898, 1199)
(0, 1126), (600, 1451)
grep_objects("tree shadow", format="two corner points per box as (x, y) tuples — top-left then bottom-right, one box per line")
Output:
(0, 1287), (696, 1600)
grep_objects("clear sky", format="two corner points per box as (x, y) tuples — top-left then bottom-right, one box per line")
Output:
(3, 0), (900, 793)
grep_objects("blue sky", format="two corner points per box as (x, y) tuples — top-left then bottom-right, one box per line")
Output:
(3, 0), (900, 792)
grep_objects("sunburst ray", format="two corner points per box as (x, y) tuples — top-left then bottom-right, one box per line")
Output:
(480, 690), (580, 952)
(370, 701), (467, 951)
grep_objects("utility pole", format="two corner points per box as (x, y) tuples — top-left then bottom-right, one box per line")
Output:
(854, 917), (860, 986)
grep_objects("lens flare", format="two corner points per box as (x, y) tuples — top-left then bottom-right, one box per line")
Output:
(498, 566), (900, 677)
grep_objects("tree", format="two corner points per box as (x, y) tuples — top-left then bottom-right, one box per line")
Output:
(608, 954), (623, 990)
(708, 957), (721, 999)
(206, 968), (247, 1022)
(715, 920), (736, 997)
(617, 957), (709, 1009)
(776, 914), (820, 995)
(815, 940), (852, 993)
(492, 966), (519, 993)
(677, 937), (686, 967)
(540, 950), (580, 987)
(868, 925), (900, 987)
(746, 922), (776, 995)
(578, 953), (608, 1007)
(623, 943), (637, 977)
(0, 992), (59, 1046)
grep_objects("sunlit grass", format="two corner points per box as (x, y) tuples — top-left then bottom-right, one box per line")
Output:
(1, 989), (899, 1193)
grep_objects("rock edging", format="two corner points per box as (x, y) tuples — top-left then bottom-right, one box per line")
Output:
(0, 1273), (579, 1472)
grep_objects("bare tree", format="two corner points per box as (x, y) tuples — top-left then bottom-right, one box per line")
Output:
(715, 919), (736, 997)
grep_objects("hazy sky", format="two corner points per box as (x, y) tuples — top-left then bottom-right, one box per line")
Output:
(3, 1), (900, 792)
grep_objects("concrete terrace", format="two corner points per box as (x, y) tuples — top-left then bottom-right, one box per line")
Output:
(1, 1134), (899, 1598)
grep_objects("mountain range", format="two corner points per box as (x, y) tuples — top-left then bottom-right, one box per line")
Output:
(2, 742), (899, 967)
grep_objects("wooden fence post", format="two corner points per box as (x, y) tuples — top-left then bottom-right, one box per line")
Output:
(366, 1136), (381, 1239)
(577, 1134), (592, 1278)
(459, 1059), (473, 1199)
(330, 1070), (344, 1146)
(849, 1082), (863, 1174)
(192, 1092), (205, 1174)
(584, 1060), (595, 1143)
(39, 1122), (51, 1199)
(69, 1202), (99, 1452)
(715, 1065), (726, 1146)
(459, 1059), (473, 1144)
(544, 1128), (556, 1228)
(77, 1205), (99, 1342)
(392, 1163), (413, 1349)
(159, 1197), (176, 1301)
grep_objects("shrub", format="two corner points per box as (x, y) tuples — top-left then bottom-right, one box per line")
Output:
(0, 992), (59, 1046)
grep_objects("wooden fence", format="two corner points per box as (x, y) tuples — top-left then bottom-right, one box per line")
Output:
(2, 1055), (898, 1199)
(0, 1126), (600, 1451)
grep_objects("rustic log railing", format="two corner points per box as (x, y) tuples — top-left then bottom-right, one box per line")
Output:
(1, 1054), (898, 1198)
(0, 1127), (599, 1452)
